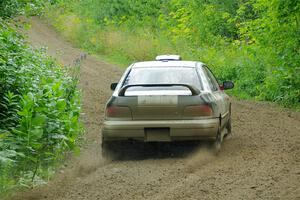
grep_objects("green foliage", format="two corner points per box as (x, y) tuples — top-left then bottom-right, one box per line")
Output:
(0, 20), (82, 195)
(0, 0), (52, 18)
(46, 0), (299, 108)
(0, 0), (22, 18)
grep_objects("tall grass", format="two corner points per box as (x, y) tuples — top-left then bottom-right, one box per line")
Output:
(44, 8), (262, 99)
(44, 0), (299, 108)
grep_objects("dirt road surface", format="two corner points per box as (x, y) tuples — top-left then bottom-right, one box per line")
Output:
(11, 17), (300, 200)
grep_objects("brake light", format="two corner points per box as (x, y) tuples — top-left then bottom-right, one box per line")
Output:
(184, 105), (213, 117)
(106, 106), (132, 118)
(106, 106), (117, 117)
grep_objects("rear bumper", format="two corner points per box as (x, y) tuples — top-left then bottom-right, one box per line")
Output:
(102, 118), (219, 142)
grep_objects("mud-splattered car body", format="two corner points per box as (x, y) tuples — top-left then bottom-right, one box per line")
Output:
(102, 56), (234, 147)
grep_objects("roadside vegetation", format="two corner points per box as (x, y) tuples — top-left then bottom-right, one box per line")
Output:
(0, 1), (82, 196)
(45, 0), (299, 108)
(0, 0), (299, 197)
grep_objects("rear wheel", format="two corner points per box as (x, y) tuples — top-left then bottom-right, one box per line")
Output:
(101, 140), (113, 159)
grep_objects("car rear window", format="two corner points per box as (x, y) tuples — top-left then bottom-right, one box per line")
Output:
(123, 67), (202, 89)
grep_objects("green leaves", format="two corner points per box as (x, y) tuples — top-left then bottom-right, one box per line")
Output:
(0, 150), (19, 163)
(51, 0), (299, 108)
(0, 19), (82, 194)
(56, 99), (67, 111)
(31, 114), (47, 127)
(0, 91), (20, 130)
(0, 0), (46, 19)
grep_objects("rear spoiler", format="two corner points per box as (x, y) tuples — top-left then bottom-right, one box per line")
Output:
(118, 84), (200, 96)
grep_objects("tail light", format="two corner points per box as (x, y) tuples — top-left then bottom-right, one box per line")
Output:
(183, 105), (213, 117)
(106, 106), (132, 118)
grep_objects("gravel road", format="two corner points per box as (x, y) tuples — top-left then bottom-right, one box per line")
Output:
(11, 17), (300, 200)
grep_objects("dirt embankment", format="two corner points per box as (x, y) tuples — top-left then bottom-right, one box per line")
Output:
(11, 17), (300, 200)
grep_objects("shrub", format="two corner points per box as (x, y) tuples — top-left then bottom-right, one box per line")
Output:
(0, 19), (82, 194)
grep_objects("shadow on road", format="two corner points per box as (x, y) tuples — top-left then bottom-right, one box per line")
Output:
(103, 141), (214, 161)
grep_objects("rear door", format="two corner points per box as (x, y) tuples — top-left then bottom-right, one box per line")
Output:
(202, 66), (230, 127)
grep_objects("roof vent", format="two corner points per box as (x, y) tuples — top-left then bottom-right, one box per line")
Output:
(155, 55), (182, 61)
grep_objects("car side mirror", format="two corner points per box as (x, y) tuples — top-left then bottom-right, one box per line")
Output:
(222, 81), (234, 90)
(110, 83), (118, 91)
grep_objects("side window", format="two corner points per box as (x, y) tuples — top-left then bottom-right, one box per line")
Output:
(203, 66), (219, 91)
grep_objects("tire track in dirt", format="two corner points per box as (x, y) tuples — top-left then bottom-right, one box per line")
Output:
(11, 17), (300, 200)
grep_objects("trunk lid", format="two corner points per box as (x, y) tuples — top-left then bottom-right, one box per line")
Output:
(115, 91), (212, 120)
(133, 95), (181, 120)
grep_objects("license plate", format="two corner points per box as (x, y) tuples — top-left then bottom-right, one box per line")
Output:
(145, 128), (171, 141)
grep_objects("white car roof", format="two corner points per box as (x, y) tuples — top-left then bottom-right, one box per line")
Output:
(132, 61), (204, 68)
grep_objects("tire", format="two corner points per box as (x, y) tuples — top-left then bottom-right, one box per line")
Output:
(101, 140), (112, 159)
